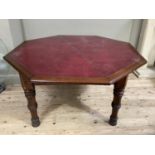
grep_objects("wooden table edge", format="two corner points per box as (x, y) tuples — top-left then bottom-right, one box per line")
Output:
(30, 59), (146, 85)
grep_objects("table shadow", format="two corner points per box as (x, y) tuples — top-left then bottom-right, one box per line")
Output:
(40, 85), (108, 123)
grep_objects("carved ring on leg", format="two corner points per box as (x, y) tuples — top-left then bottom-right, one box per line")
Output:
(25, 90), (40, 127)
(109, 76), (127, 126)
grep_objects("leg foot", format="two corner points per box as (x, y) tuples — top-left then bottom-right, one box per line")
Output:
(109, 115), (117, 126)
(31, 118), (40, 127)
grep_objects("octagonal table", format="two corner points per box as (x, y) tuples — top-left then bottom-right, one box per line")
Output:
(4, 36), (146, 127)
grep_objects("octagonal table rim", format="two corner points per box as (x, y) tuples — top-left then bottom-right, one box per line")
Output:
(4, 40), (146, 85)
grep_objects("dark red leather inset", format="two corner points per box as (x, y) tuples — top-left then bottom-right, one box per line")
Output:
(8, 35), (142, 77)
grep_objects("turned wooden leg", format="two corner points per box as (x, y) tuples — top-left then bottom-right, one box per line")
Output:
(19, 74), (40, 127)
(109, 76), (128, 126)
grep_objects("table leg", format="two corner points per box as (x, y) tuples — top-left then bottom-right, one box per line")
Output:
(109, 76), (128, 126)
(19, 74), (40, 127)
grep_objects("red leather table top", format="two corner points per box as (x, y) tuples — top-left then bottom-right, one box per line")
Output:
(4, 36), (146, 84)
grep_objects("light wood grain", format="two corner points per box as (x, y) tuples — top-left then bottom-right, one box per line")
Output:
(0, 75), (155, 134)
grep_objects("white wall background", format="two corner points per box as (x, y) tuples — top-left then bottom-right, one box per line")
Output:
(22, 19), (141, 46)
(0, 19), (24, 84)
(0, 20), (15, 51)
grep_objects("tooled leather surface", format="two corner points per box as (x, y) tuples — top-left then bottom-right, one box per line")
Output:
(9, 35), (142, 77)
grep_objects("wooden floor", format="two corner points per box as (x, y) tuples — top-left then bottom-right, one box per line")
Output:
(0, 74), (155, 135)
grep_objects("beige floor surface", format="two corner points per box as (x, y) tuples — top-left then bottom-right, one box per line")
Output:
(0, 74), (155, 134)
